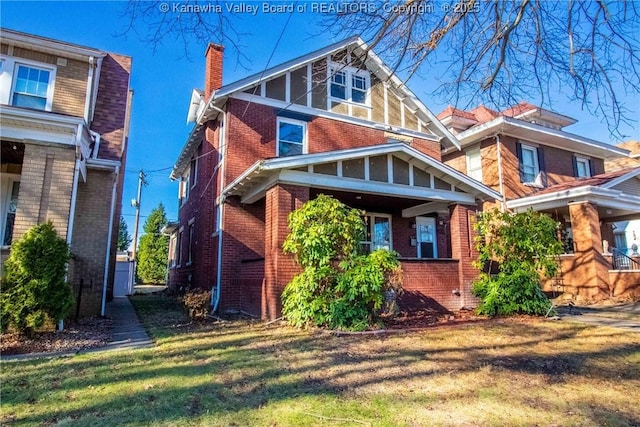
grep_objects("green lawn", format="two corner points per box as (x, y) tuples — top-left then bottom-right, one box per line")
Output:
(2, 294), (639, 426)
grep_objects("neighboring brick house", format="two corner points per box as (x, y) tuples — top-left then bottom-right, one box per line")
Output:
(0, 29), (133, 316)
(439, 103), (640, 301)
(167, 37), (500, 319)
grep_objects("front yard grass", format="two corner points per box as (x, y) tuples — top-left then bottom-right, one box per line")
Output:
(1, 294), (639, 426)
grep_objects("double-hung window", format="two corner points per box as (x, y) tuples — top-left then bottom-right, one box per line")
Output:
(574, 156), (591, 178)
(329, 65), (370, 106)
(11, 64), (53, 110)
(519, 143), (540, 184)
(277, 118), (306, 157)
(466, 148), (483, 181)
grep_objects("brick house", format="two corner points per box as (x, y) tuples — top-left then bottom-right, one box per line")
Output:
(167, 37), (500, 319)
(439, 103), (640, 301)
(0, 29), (132, 316)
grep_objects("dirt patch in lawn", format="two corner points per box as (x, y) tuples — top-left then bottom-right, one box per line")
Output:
(0, 316), (112, 356)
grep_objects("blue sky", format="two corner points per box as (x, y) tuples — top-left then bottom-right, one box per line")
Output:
(2, 1), (638, 237)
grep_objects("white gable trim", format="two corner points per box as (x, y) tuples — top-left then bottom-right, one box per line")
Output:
(601, 168), (640, 190)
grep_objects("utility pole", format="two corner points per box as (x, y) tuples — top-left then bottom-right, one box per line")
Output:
(131, 169), (147, 261)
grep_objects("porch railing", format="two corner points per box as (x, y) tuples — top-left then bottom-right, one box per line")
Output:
(611, 248), (640, 270)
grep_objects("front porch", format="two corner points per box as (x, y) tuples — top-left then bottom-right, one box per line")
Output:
(222, 143), (499, 319)
(508, 167), (640, 302)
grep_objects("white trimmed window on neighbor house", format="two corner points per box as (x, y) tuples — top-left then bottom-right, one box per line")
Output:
(0, 57), (56, 111)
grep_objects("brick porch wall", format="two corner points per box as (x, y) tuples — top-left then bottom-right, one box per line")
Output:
(399, 259), (463, 311)
(12, 143), (75, 242)
(263, 184), (309, 319)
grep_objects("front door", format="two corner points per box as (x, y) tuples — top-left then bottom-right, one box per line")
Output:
(416, 216), (437, 258)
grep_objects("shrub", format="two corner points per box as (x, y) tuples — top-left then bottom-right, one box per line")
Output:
(0, 222), (73, 335)
(281, 195), (402, 331)
(472, 209), (562, 316)
(182, 290), (211, 320)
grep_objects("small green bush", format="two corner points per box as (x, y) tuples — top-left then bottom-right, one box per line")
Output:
(0, 222), (73, 335)
(182, 289), (211, 320)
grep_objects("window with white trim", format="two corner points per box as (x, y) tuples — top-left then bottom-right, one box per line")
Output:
(329, 64), (370, 106)
(361, 213), (392, 254)
(520, 144), (540, 184)
(169, 234), (177, 268)
(0, 57), (56, 111)
(176, 228), (183, 267)
(466, 148), (483, 181)
(190, 156), (198, 188)
(575, 156), (591, 178)
(179, 168), (190, 206)
(277, 118), (306, 157)
(187, 219), (195, 266)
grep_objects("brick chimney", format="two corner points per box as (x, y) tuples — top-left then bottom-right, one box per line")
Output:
(204, 43), (224, 98)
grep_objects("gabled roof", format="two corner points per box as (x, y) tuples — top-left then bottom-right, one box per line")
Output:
(507, 167), (640, 218)
(173, 36), (463, 179)
(197, 36), (459, 146)
(223, 142), (500, 205)
(1, 28), (108, 61)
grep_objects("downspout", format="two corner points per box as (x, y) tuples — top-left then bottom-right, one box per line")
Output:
(210, 105), (226, 312)
(495, 134), (507, 212)
(89, 130), (101, 159)
(101, 165), (119, 316)
(90, 56), (103, 123)
(84, 57), (95, 124)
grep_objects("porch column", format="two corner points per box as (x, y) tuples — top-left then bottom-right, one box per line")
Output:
(12, 144), (76, 242)
(263, 184), (309, 320)
(449, 203), (480, 309)
(568, 201), (610, 300)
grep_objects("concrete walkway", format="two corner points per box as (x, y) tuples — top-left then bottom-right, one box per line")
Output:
(103, 296), (153, 351)
(555, 302), (640, 333)
(2, 297), (153, 362)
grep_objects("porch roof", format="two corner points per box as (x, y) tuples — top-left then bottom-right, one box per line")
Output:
(506, 167), (640, 220)
(223, 142), (501, 207)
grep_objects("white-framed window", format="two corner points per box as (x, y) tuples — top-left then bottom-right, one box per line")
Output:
(575, 156), (591, 178)
(1, 178), (20, 246)
(361, 213), (392, 253)
(466, 148), (483, 182)
(0, 56), (56, 111)
(169, 233), (177, 268)
(187, 218), (195, 266)
(176, 227), (184, 267)
(519, 143), (540, 184)
(329, 64), (370, 106)
(190, 156), (198, 188)
(277, 118), (306, 157)
(179, 168), (190, 206)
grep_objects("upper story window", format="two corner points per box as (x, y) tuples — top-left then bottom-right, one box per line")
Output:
(277, 118), (306, 157)
(12, 65), (51, 109)
(0, 56), (56, 111)
(518, 143), (541, 185)
(466, 148), (483, 182)
(329, 64), (370, 106)
(179, 168), (190, 206)
(574, 156), (591, 178)
(190, 156), (198, 188)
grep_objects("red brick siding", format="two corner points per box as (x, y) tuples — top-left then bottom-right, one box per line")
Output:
(399, 260), (463, 311)
(92, 54), (132, 162)
(224, 99), (442, 186)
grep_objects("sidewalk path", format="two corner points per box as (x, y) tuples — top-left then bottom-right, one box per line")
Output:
(2, 297), (153, 362)
(556, 302), (640, 333)
(103, 296), (154, 350)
